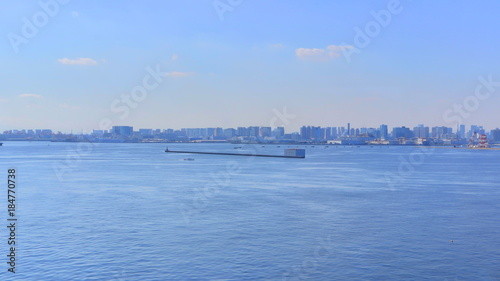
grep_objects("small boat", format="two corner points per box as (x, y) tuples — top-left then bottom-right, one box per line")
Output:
(183, 158), (195, 161)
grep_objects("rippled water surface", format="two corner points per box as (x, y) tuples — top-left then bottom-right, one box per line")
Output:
(1, 142), (499, 280)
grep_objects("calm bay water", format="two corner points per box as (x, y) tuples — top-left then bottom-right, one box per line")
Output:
(0, 141), (499, 280)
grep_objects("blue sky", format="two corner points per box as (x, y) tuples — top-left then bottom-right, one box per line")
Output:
(1, 0), (499, 132)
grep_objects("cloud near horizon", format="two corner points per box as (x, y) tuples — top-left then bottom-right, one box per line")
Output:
(164, 71), (194, 78)
(296, 45), (353, 61)
(57, 58), (98, 65)
(19, 93), (43, 98)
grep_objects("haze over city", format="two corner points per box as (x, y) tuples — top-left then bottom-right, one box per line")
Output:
(1, 1), (500, 132)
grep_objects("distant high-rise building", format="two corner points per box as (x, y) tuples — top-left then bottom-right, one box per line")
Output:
(236, 127), (247, 137)
(379, 124), (388, 140)
(248, 126), (259, 137)
(360, 127), (373, 137)
(215, 127), (224, 137)
(338, 127), (345, 136)
(260, 127), (272, 137)
(92, 130), (104, 136)
(41, 129), (53, 135)
(206, 128), (216, 138)
(311, 126), (323, 139)
(198, 128), (207, 138)
(413, 126), (429, 138)
(139, 129), (153, 136)
(366, 128), (379, 138)
(325, 127), (332, 140)
(185, 128), (201, 138)
(175, 130), (186, 137)
(300, 126), (311, 139)
(491, 128), (500, 142)
(330, 127), (338, 139)
(347, 123), (351, 136)
(392, 126), (413, 139)
(459, 124), (466, 139)
(432, 126), (452, 139)
(224, 128), (236, 138)
(273, 127), (285, 138)
(469, 125), (485, 137)
(112, 126), (133, 136)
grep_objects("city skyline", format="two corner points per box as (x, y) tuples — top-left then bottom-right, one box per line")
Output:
(3, 124), (500, 148)
(2, 1), (500, 132)
(3, 123), (499, 138)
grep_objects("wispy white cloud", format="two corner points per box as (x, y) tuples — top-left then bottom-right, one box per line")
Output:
(171, 54), (178, 61)
(71, 11), (79, 18)
(57, 58), (98, 65)
(19, 93), (43, 98)
(0, 98), (8, 103)
(295, 45), (353, 61)
(295, 48), (328, 61)
(326, 45), (354, 57)
(164, 71), (194, 78)
(269, 43), (285, 50)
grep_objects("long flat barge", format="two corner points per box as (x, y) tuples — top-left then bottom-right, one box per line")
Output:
(165, 148), (305, 158)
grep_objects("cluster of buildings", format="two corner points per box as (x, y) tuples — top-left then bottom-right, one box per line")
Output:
(2, 124), (500, 145)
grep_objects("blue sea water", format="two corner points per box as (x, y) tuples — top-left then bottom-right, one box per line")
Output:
(0, 141), (499, 280)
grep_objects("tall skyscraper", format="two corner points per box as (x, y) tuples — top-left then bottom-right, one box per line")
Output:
(491, 128), (500, 142)
(331, 127), (338, 139)
(300, 126), (312, 139)
(379, 124), (388, 140)
(312, 126), (322, 139)
(413, 125), (429, 138)
(459, 124), (466, 139)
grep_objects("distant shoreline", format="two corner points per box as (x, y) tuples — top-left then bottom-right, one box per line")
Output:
(1, 139), (499, 149)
